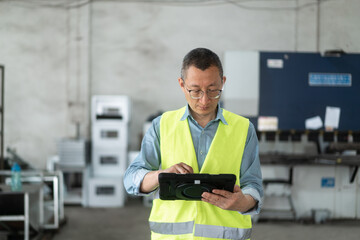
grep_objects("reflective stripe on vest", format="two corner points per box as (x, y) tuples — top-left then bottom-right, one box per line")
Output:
(149, 106), (251, 239)
(149, 222), (252, 239)
(194, 224), (252, 240)
(149, 221), (194, 235)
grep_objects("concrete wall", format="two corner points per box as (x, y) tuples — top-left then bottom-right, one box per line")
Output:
(0, 3), (68, 168)
(0, 0), (359, 168)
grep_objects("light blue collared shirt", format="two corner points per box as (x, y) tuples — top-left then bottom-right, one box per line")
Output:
(124, 104), (263, 214)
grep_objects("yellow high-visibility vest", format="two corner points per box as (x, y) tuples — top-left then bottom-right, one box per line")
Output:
(149, 106), (252, 240)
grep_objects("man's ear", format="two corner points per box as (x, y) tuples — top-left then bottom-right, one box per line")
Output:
(222, 76), (227, 86)
(178, 78), (185, 92)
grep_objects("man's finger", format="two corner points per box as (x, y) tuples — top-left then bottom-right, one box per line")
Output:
(174, 163), (192, 174)
(212, 189), (232, 198)
(202, 192), (224, 202)
(201, 192), (226, 209)
(233, 185), (241, 192)
(202, 197), (219, 207)
(175, 165), (187, 174)
(180, 163), (193, 173)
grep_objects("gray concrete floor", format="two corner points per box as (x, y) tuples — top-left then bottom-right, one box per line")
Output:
(52, 198), (360, 240)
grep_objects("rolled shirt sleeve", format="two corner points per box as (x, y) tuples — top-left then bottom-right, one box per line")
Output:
(123, 116), (162, 196)
(239, 122), (263, 215)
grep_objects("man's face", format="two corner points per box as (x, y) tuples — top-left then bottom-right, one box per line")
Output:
(179, 65), (226, 118)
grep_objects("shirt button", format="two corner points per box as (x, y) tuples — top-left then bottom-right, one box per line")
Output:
(201, 131), (204, 134)
(200, 151), (203, 155)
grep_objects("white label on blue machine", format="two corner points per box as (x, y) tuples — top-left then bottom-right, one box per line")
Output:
(267, 59), (283, 68)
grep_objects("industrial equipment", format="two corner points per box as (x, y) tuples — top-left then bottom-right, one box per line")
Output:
(224, 51), (360, 221)
(88, 95), (130, 207)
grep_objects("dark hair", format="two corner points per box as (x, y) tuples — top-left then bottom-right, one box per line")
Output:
(181, 48), (223, 81)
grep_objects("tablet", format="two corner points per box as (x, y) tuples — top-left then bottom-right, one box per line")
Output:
(158, 173), (236, 201)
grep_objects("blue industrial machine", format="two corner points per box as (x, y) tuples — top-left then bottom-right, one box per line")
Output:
(259, 51), (360, 131)
(224, 50), (360, 222)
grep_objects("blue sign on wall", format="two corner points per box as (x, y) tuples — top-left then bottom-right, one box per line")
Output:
(321, 177), (335, 188)
(309, 73), (352, 86)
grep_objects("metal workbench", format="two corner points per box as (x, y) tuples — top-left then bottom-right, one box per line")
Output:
(0, 184), (42, 240)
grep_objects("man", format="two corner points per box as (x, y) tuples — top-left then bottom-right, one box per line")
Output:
(124, 48), (263, 240)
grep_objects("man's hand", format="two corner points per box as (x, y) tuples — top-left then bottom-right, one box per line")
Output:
(162, 162), (194, 174)
(201, 185), (256, 212)
(140, 162), (193, 193)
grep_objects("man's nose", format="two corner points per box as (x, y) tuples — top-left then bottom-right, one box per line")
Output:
(199, 92), (211, 103)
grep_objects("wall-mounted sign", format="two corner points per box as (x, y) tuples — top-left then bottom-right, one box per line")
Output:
(309, 73), (352, 87)
(321, 177), (335, 188)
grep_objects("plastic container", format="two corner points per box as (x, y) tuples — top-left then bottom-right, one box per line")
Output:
(11, 163), (22, 191)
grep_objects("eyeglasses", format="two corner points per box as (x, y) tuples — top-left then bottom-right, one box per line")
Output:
(184, 85), (223, 100)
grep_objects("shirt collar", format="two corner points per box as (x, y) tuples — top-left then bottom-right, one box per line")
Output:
(180, 103), (228, 125)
